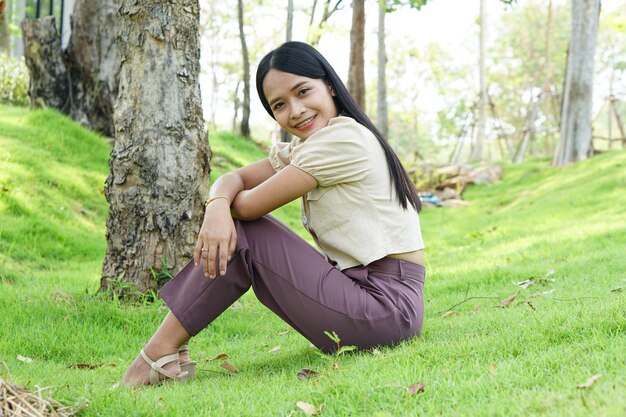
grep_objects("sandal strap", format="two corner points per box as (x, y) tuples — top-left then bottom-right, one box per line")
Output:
(178, 344), (189, 353)
(140, 349), (180, 385)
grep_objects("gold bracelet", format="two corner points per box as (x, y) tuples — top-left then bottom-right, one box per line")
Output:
(203, 196), (229, 207)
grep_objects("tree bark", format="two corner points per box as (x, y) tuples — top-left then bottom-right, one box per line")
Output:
(553, 0), (600, 166)
(64, 0), (120, 136)
(348, 0), (365, 110)
(20, 0), (120, 137)
(237, 0), (251, 138)
(377, 1), (388, 137)
(21, 17), (69, 109)
(101, 0), (210, 294)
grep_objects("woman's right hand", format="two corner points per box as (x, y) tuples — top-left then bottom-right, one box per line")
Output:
(193, 199), (237, 279)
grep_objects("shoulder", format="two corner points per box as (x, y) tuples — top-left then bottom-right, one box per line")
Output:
(310, 116), (371, 142)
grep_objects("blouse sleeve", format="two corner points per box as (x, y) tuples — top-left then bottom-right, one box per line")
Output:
(268, 141), (292, 172)
(290, 125), (371, 187)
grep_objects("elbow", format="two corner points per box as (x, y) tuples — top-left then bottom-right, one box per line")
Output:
(231, 193), (262, 221)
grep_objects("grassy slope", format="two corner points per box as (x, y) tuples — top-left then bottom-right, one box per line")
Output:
(0, 105), (624, 416)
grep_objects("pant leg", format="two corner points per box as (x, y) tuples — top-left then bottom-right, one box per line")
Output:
(159, 215), (425, 353)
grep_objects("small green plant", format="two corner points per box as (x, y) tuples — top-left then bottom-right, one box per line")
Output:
(0, 53), (29, 106)
(149, 256), (173, 289)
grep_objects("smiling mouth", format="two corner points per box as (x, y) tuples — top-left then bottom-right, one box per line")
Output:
(294, 115), (316, 129)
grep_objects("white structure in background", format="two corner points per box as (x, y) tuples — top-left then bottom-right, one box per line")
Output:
(10, 0), (74, 57)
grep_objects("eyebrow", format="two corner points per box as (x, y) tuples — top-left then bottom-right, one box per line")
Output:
(268, 81), (309, 107)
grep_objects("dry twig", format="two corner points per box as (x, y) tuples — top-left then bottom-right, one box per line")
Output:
(0, 375), (86, 417)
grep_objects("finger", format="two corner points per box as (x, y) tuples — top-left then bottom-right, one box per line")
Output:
(208, 243), (218, 279)
(194, 239), (203, 266)
(218, 243), (228, 276)
(228, 232), (237, 261)
(202, 245), (210, 278)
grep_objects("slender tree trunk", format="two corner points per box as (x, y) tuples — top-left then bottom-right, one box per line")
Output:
(377, 1), (388, 137)
(348, 0), (365, 110)
(237, 0), (251, 138)
(472, 0), (487, 162)
(553, 0), (600, 166)
(286, 0), (293, 42)
(0, 0), (10, 53)
(101, 0), (210, 294)
(281, 0), (294, 142)
(307, 1), (343, 47)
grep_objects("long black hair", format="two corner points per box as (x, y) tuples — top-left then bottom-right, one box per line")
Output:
(256, 41), (421, 212)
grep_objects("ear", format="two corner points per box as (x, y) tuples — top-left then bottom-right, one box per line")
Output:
(327, 84), (336, 97)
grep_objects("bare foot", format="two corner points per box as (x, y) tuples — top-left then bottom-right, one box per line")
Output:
(121, 346), (184, 387)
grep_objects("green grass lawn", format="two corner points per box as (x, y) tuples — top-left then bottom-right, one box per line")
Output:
(0, 104), (624, 416)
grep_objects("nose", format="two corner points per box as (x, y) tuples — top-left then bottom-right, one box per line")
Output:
(290, 100), (305, 119)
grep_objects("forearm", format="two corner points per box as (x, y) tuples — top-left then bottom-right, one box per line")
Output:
(208, 172), (244, 204)
(207, 172), (251, 220)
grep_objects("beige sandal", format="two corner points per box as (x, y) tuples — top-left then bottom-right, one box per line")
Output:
(178, 344), (197, 377)
(140, 349), (189, 385)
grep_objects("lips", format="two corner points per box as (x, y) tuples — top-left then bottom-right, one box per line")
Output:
(294, 115), (316, 130)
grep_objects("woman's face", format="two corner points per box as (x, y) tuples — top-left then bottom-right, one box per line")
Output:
(262, 69), (338, 140)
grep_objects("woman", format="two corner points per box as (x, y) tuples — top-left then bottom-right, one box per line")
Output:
(122, 41), (426, 386)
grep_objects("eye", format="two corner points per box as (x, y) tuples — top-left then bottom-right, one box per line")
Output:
(272, 102), (285, 111)
(298, 87), (310, 96)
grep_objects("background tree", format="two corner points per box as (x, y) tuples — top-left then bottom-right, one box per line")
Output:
(101, 0), (210, 293)
(20, 0), (119, 137)
(377, 0), (388, 137)
(307, 0), (344, 47)
(348, 0), (365, 109)
(471, 0), (487, 161)
(0, 0), (9, 53)
(237, 0), (251, 138)
(553, 0), (601, 166)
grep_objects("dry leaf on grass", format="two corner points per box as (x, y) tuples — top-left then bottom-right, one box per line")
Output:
(442, 311), (459, 318)
(268, 345), (281, 354)
(16, 355), (32, 363)
(515, 279), (535, 289)
(296, 401), (324, 415)
(297, 368), (320, 381)
(219, 361), (239, 374)
(278, 330), (290, 335)
(497, 291), (520, 308)
(472, 304), (481, 313)
(408, 382), (425, 395)
(489, 364), (497, 373)
(66, 363), (115, 369)
(211, 353), (229, 361)
(577, 374), (602, 389)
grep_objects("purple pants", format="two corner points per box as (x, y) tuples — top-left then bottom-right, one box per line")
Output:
(159, 216), (425, 353)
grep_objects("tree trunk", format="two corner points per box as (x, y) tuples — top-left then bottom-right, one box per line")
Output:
(101, 0), (210, 294)
(377, 1), (388, 137)
(280, 0), (294, 142)
(472, 0), (487, 162)
(553, 0), (600, 166)
(348, 0), (365, 110)
(20, 0), (119, 137)
(286, 0), (293, 42)
(64, 0), (120, 137)
(21, 17), (69, 109)
(0, 0), (10, 53)
(237, 0), (251, 138)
